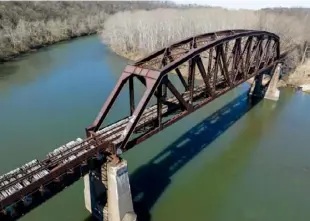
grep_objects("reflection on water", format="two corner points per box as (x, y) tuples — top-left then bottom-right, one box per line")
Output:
(128, 91), (290, 221)
(0, 35), (310, 221)
(0, 44), (64, 93)
(129, 92), (260, 221)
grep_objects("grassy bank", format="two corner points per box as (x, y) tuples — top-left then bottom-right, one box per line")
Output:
(101, 8), (309, 84)
(0, 1), (184, 61)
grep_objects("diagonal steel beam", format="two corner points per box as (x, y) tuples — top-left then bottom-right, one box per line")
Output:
(118, 77), (159, 150)
(87, 72), (131, 134)
(196, 56), (213, 97)
(166, 49), (188, 89)
(165, 79), (191, 110)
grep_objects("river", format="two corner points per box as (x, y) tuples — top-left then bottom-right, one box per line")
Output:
(0, 35), (310, 221)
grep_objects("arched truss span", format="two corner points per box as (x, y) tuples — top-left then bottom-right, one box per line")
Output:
(86, 29), (281, 153)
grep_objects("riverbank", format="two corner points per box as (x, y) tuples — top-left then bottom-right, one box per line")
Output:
(0, 32), (98, 63)
(283, 59), (310, 91)
(0, 13), (107, 61)
(0, 1), (183, 62)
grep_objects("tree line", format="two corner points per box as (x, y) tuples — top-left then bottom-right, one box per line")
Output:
(0, 1), (188, 61)
(101, 7), (309, 72)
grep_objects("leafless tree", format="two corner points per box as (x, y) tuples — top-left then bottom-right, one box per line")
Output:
(0, 1), (184, 60)
(101, 8), (309, 77)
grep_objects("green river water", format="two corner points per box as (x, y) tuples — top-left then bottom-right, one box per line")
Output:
(0, 35), (310, 221)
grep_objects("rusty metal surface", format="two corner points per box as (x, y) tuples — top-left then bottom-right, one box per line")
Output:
(0, 139), (111, 212)
(1, 29), (284, 216)
(88, 29), (280, 151)
(133, 30), (279, 71)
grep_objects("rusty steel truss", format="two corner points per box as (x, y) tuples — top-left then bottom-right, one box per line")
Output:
(86, 29), (281, 152)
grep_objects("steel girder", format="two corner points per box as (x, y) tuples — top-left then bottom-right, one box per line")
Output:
(86, 29), (281, 153)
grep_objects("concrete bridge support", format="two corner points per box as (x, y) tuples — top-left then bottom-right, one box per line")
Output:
(84, 168), (107, 220)
(248, 74), (264, 98)
(248, 63), (282, 101)
(84, 159), (136, 221)
(264, 63), (282, 101)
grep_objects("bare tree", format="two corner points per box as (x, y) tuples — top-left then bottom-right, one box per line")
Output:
(102, 8), (307, 57)
(0, 1), (184, 61)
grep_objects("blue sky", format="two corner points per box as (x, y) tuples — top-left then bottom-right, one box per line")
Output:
(173, 0), (310, 9)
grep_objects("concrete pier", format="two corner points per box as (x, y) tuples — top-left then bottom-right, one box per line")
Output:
(84, 159), (136, 221)
(248, 76), (257, 96)
(84, 174), (93, 214)
(264, 63), (282, 101)
(248, 74), (264, 98)
(249, 64), (282, 101)
(107, 159), (136, 221)
(84, 169), (107, 220)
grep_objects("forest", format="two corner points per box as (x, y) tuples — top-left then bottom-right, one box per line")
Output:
(0, 1), (187, 61)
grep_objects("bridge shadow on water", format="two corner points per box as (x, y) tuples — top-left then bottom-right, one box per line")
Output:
(81, 90), (264, 221)
(127, 91), (263, 221)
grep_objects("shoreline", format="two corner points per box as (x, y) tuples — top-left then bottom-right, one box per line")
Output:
(0, 32), (97, 63)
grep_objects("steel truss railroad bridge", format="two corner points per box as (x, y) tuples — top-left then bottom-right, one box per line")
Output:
(0, 29), (287, 220)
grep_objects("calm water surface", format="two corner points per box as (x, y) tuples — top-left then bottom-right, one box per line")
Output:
(0, 35), (310, 221)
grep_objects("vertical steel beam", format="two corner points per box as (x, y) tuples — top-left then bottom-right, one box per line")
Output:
(129, 76), (135, 115)
(276, 39), (280, 59)
(188, 58), (196, 104)
(231, 38), (241, 82)
(223, 41), (229, 66)
(156, 83), (163, 129)
(213, 46), (220, 91)
(162, 76), (168, 101)
(188, 38), (197, 104)
(207, 48), (213, 75)
(245, 36), (254, 75)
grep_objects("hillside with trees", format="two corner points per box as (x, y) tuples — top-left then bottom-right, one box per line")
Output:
(0, 1), (183, 61)
(262, 7), (310, 39)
